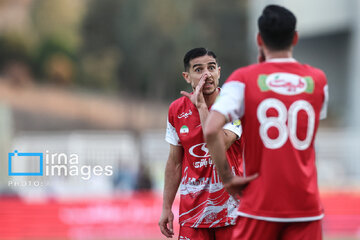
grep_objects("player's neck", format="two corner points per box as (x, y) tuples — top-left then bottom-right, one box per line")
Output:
(204, 88), (219, 107)
(264, 49), (293, 60)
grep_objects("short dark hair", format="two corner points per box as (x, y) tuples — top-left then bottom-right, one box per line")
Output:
(183, 48), (217, 71)
(258, 5), (297, 50)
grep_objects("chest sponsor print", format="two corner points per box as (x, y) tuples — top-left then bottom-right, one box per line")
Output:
(258, 73), (314, 95)
(189, 143), (213, 169)
(178, 109), (192, 119)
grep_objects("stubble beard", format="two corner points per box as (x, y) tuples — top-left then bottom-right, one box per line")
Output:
(203, 87), (217, 96)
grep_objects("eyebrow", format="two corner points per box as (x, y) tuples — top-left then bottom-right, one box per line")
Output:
(192, 62), (217, 69)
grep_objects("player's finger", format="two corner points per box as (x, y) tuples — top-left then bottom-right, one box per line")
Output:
(235, 173), (259, 195)
(169, 217), (174, 234)
(234, 174), (258, 187)
(227, 188), (239, 199)
(159, 222), (172, 238)
(244, 173), (259, 183)
(159, 219), (171, 237)
(196, 76), (206, 93)
(202, 72), (210, 79)
(180, 91), (191, 99)
(201, 72), (210, 82)
(199, 77), (206, 89)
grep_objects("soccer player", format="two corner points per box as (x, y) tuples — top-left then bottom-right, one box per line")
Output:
(159, 48), (243, 239)
(204, 5), (329, 240)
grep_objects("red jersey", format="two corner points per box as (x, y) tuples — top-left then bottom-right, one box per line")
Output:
(166, 95), (243, 228)
(212, 58), (329, 222)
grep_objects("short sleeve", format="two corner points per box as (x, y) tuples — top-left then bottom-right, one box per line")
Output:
(320, 84), (329, 120)
(165, 118), (181, 146)
(212, 81), (245, 122)
(223, 119), (242, 139)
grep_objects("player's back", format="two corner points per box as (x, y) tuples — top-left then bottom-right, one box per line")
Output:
(228, 59), (328, 221)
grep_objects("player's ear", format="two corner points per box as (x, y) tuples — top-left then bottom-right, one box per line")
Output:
(257, 33), (263, 47)
(218, 66), (221, 78)
(182, 72), (191, 84)
(292, 31), (299, 46)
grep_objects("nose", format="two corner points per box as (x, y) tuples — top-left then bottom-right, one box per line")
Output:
(203, 71), (211, 79)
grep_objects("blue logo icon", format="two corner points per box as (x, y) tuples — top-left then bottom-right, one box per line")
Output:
(8, 150), (43, 176)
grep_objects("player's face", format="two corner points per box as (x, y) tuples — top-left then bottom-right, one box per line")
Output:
(184, 55), (221, 95)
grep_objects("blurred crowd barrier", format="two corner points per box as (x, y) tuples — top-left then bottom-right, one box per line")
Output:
(0, 192), (359, 239)
(0, 193), (180, 239)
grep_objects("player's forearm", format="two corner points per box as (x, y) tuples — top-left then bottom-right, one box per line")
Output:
(198, 106), (231, 146)
(206, 131), (233, 184)
(205, 112), (234, 184)
(162, 160), (182, 210)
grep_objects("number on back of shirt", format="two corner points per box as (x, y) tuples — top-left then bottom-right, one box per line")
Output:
(257, 98), (315, 150)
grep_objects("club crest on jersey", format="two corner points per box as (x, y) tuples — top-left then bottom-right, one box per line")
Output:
(258, 73), (314, 95)
(189, 143), (210, 158)
(180, 125), (189, 136)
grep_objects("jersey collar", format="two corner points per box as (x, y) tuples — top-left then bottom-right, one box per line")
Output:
(266, 58), (297, 63)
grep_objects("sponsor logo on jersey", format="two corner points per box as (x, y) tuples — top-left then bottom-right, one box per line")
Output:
(193, 158), (213, 168)
(178, 109), (192, 119)
(258, 73), (314, 95)
(179, 236), (191, 240)
(232, 119), (241, 128)
(189, 143), (210, 158)
(180, 125), (189, 136)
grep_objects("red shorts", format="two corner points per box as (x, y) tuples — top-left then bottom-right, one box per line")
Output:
(232, 217), (322, 240)
(179, 224), (236, 240)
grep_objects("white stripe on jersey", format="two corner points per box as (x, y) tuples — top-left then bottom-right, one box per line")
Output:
(212, 81), (245, 122)
(237, 211), (324, 222)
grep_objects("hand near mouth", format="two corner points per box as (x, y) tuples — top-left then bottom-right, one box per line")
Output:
(181, 73), (208, 109)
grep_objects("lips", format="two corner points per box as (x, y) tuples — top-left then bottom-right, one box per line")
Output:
(204, 81), (214, 87)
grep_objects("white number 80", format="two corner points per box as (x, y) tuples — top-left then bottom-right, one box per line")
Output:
(257, 98), (315, 150)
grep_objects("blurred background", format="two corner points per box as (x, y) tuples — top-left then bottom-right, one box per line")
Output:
(0, 0), (359, 239)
